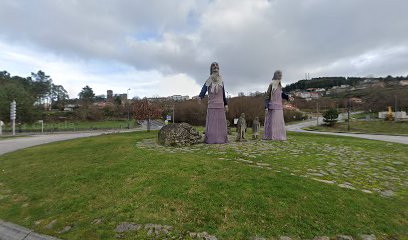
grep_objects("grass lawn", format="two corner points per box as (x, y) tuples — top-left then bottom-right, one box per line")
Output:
(0, 120), (139, 133)
(307, 120), (408, 135)
(0, 131), (407, 239)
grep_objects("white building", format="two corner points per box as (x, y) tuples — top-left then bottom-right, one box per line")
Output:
(310, 92), (320, 99)
(399, 80), (408, 86)
(169, 95), (189, 101)
(378, 111), (408, 119)
(299, 92), (311, 98)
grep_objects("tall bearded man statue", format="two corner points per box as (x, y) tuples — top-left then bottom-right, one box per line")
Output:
(198, 62), (229, 144)
(263, 70), (293, 140)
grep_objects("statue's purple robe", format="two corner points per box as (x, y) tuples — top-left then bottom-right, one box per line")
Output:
(263, 84), (288, 140)
(199, 84), (229, 144)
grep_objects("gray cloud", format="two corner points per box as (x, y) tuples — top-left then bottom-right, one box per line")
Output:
(1, 0), (407, 96)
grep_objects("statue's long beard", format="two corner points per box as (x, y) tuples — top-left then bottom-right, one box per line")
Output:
(271, 80), (281, 93)
(206, 73), (223, 94)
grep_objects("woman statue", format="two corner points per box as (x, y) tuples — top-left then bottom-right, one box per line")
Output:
(198, 62), (229, 144)
(263, 70), (293, 140)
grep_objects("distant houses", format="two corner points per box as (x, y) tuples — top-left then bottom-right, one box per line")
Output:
(147, 95), (190, 102)
(292, 88), (324, 101)
(73, 89), (193, 107)
(350, 97), (363, 104)
(288, 78), (401, 101)
(400, 80), (408, 86)
(169, 95), (189, 101)
(283, 102), (299, 111)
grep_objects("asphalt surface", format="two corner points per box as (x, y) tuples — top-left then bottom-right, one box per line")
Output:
(1, 120), (407, 157)
(0, 129), (146, 156)
(0, 121), (165, 156)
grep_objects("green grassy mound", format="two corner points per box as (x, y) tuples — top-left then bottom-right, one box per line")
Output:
(0, 131), (406, 239)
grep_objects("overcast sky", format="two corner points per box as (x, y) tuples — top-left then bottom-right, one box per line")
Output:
(1, 0), (407, 98)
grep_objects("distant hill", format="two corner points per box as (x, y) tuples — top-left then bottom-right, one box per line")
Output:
(281, 75), (408, 113)
(283, 75), (408, 92)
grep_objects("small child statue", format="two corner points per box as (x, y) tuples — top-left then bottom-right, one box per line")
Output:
(236, 113), (247, 141)
(252, 117), (261, 139)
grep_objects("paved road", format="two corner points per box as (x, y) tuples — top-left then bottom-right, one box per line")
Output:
(140, 120), (164, 130)
(0, 120), (166, 156)
(2, 120), (406, 157)
(286, 118), (408, 145)
(0, 129), (139, 156)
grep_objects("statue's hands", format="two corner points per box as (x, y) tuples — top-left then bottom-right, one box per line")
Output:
(225, 105), (229, 112)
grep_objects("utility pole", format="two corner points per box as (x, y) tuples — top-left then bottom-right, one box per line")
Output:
(38, 120), (44, 134)
(127, 88), (131, 129)
(172, 105), (175, 123)
(347, 98), (351, 131)
(316, 101), (319, 126)
(10, 100), (16, 136)
(0, 120), (3, 135)
(394, 95), (398, 122)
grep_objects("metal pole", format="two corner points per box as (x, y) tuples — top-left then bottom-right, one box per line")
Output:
(316, 102), (319, 126)
(347, 98), (351, 131)
(127, 105), (130, 129)
(173, 105), (175, 123)
(127, 107), (130, 121)
(394, 95), (398, 122)
(11, 100), (16, 136)
(12, 119), (15, 136)
(127, 88), (131, 129)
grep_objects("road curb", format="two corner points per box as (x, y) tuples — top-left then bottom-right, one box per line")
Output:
(0, 220), (60, 240)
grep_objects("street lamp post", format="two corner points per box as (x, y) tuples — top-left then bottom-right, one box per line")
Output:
(394, 95), (398, 122)
(347, 98), (351, 131)
(10, 100), (16, 136)
(316, 101), (319, 126)
(0, 120), (4, 136)
(38, 120), (44, 134)
(127, 88), (131, 129)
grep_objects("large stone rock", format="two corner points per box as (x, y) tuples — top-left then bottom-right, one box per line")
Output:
(158, 123), (201, 147)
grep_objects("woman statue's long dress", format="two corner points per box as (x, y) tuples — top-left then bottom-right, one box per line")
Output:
(263, 70), (289, 141)
(198, 62), (229, 144)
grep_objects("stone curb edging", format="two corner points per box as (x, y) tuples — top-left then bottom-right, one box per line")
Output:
(0, 220), (60, 240)
(0, 220), (393, 240)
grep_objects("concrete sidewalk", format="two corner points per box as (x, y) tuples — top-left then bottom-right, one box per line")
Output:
(0, 220), (60, 240)
(0, 129), (141, 156)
